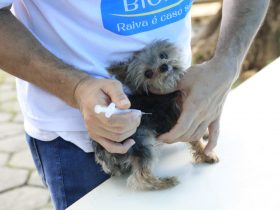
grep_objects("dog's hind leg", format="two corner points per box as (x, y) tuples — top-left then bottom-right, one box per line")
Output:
(127, 127), (178, 190)
(127, 155), (178, 190)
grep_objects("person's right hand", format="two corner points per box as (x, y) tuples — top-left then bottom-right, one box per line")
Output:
(74, 77), (141, 154)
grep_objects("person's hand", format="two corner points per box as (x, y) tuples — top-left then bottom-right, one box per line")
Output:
(158, 57), (237, 155)
(74, 77), (141, 154)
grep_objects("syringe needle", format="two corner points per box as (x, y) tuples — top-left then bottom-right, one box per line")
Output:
(141, 112), (152, 115)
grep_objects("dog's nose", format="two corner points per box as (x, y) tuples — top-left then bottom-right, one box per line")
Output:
(159, 64), (169, 73)
(144, 69), (154, 78)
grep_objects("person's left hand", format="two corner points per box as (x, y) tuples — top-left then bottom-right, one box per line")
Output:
(158, 56), (238, 155)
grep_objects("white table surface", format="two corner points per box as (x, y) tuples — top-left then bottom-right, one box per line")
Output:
(67, 57), (280, 210)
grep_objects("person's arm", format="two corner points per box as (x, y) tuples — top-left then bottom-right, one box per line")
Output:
(215, 0), (270, 79)
(0, 7), (87, 107)
(158, 0), (270, 155)
(0, 8), (140, 154)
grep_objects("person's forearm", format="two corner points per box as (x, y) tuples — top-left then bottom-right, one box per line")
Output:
(0, 9), (89, 107)
(215, 0), (270, 79)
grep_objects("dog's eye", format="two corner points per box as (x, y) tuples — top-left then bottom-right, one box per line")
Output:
(144, 69), (154, 79)
(159, 52), (168, 59)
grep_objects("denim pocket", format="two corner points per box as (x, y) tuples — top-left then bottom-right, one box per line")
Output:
(26, 134), (47, 186)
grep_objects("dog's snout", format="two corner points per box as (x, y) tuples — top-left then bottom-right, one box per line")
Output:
(144, 69), (154, 78)
(160, 64), (169, 73)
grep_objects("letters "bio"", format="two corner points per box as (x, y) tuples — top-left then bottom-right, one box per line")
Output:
(123, 0), (164, 12)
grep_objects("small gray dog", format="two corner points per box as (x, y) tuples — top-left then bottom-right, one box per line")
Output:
(92, 40), (219, 190)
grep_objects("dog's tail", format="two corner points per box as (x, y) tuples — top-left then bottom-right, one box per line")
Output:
(127, 157), (178, 190)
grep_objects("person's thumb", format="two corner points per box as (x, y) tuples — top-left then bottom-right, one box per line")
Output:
(104, 80), (130, 109)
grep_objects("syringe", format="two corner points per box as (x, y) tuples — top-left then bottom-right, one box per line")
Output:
(94, 102), (152, 118)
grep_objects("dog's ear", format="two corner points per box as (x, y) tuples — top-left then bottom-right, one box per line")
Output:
(107, 61), (128, 82)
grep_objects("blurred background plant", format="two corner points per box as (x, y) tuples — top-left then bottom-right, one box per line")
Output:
(191, 0), (280, 85)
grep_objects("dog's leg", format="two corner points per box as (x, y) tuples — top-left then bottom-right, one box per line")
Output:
(190, 140), (219, 164)
(127, 156), (178, 190)
(127, 132), (178, 190)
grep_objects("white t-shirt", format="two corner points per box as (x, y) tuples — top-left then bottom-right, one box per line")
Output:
(1, 0), (193, 152)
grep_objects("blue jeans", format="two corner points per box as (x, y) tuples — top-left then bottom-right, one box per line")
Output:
(26, 134), (110, 210)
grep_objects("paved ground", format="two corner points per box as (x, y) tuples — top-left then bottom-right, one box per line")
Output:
(0, 71), (53, 210)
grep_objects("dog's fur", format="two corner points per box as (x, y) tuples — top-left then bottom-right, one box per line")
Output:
(92, 40), (219, 190)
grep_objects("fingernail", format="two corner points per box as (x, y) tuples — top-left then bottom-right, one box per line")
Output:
(204, 150), (211, 156)
(120, 99), (130, 106)
(128, 139), (135, 147)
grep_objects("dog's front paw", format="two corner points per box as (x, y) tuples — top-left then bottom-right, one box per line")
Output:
(193, 151), (219, 164)
(203, 152), (219, 164)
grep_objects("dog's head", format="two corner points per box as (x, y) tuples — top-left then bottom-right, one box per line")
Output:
(108, 40), (185, 94)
